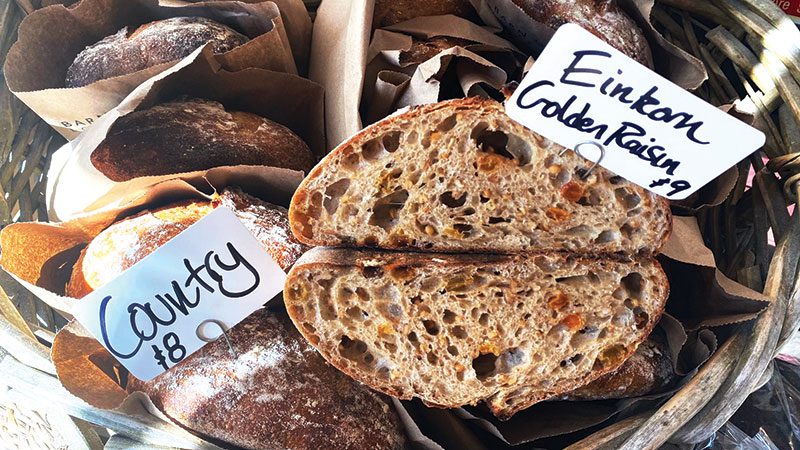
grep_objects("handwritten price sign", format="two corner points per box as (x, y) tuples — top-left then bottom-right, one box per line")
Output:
(506, 24), (765, 200)
(74, 207), (286, 381)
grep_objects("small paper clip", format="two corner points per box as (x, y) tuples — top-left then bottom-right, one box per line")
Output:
(196, 319), (235, 357)
(559, 141), (605, 179)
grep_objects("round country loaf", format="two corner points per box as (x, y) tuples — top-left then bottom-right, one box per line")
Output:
(502, 0), (653, 67)
(126, 308), (407, 450)
(66, 17), (249, 88)
(90, 98), (315, 182)
(65, 187), (307, 298)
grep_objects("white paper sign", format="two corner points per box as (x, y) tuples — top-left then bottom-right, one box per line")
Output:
(73, 207), (287, 381)
(506, 24), (765, 200)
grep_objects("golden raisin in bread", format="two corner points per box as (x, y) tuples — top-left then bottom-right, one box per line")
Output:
(373, 0), (479, 28)
(399, 36), (474, 66)
(504, 0), (653, 67)
(91, 98), (314, 182)
(66, 187), (306, 298)
(564, 334), (674, 400)
(66, 17), (249, 88)
(126, 308), (407, 450)
(284, 248), (668, 419)
(289, 97), (670, 255)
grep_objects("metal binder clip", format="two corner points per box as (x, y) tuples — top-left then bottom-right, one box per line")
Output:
(196, 319), (235, 357)
(559, 141), (605, 179)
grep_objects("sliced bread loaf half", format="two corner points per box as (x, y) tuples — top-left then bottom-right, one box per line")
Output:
(284, 248), (668, 419)
(290, 97), (671, 255)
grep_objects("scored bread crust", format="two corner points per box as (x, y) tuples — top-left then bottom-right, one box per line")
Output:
(65, 17), (249, 88)
(66, 187), (306, 298)
(91, 97), (314, 182)
(290, 97), (671, 255)
(284, 247), (668, 419)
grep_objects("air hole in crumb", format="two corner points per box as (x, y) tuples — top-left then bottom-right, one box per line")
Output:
(411, 295), (423, 305)
(453, 223), (474, 237)
(621, 272), (645, 298)
(566, 225), (595, 237)
(437, 114), (458, 131)
(609, 176), (624, 185)
(339, 336), (369, 361)
(463, 207), (476, 216)
(472, 353), (498, 381)
(556, 275), (589, 287)
(620, 222), (638, 238)
(440, 191), (467, 208)
(489, 217), (511, 224)
(633, 307), (649, 329)
(447, 346), (460, 357)
(362, 137), (385, 160)
(452, 326), (467, 339)
(478, 313), (489, 326)
(346, 307), (367, 320)
(362, 266), (384, 279)
(323, 178), (351, 214)
(356, 287), (370, 301)
(594, 230), (619, 244)
(383, 131), (402, 152)
(318, 294), (336, 320)
(423, 320), (440, 335)
(427, 352), (438, 364)
(369, 189), (409, 231)
(443, 310), (457, 324)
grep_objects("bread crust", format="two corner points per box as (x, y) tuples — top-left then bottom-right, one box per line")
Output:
(91, 98), (314, 182)
(66, 187), (307, 298)
(285, 247), (668, 419)
(66, 17), (249, 88)
(289, 97), (672, 255)
(399, 36), (474, 66)
(509, 0), (653, 67)
(127, 309), (407, 450)
(564, 333), (674, 400)
(373, 0), (479, 28)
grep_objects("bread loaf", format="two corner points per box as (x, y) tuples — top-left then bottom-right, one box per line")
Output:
(564, 334), (674, 400)
(499, 0), (652, 67)
(66, 17), (249, 88)
(400, 36), (474, 66)
(66, 187), (306, 298)
(373, 0), (479, 28)
(289, 97), (671, 255)
(91, 98), (315, 182)
(127, 308), (407, 450)
(284, 248), (668, 419)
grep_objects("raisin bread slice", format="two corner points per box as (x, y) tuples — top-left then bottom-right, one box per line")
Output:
(284, 248), (668, 419)
(290, 97), (671, 255)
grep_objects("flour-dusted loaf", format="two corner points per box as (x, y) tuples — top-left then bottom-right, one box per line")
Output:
(126, 308), (407, 450)
(564, 333), (674, 400)
(66, 17), (249, 88)
(373, 0), (479, 28)
(290, 98), (670, 255)
(284, 248), (668, 419)
(66, 187), (306, 298)
(498, 0), (653, 67)
(91, 98), (314, 182)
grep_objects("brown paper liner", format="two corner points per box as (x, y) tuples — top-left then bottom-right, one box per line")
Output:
(4, 0), (310, 139)
(46, 45), (324, 221)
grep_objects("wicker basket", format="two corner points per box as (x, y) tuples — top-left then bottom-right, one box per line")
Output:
(1, 0), (799, 448)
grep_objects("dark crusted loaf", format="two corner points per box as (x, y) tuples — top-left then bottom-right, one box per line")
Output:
(373, 0), (479, 28)
(289, 97), (671, 255)
(65, 187), (307, 298)
(565, 333), (675, 400)
(502, 0), (652, 67)
(126, 309), (407, 450)
(284, 248), (668, 419)
(91, 98), (315, 182)
(66, 17), (249, 88)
